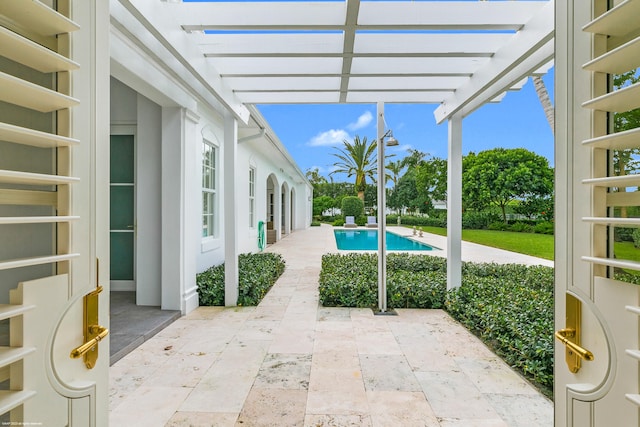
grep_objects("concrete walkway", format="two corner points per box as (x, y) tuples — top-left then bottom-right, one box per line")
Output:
(109, 225), (553, 426)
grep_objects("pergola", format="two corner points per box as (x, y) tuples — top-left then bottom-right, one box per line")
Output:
(113, 0), (554, 304)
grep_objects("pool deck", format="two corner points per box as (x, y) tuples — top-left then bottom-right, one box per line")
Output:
(336, 225), (554, 267)
(109, 224), (553, 426)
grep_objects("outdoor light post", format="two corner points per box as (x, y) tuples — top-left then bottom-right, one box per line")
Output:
(376, 102), (398, 313)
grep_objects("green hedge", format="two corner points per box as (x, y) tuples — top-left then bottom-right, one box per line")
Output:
(318, 253), (554, 396)
(196, 252), (286, 306)
(342, 196), (364, 219)
(386, 214), (446, 228)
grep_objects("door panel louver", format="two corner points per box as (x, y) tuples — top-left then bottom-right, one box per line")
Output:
(0, 0), (81, 421)
(582, 0), (640, 413)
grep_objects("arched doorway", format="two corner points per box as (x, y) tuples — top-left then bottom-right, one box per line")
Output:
(281, 181), (290, 236)
(266, 174), (280, 244)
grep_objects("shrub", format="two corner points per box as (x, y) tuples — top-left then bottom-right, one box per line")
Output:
(356, 216), (367, 226)
(615, 227), (634, 242)
(342, 196), (364, 219)
(534, 221), (554, 235)
(508, 222), (534, 233)
(332, 218), (345, 227)
(446, 274), (554, 394)
(318, 252), (554, 396)
(488, 221), (508, 231)
(310, 221), (321, 227)
(462, 211), (501, 229)
(385, 214), (446, 228)
(196, 252), (285, 306)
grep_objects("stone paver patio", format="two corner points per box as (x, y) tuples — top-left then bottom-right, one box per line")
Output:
(109, 225), (553, 426)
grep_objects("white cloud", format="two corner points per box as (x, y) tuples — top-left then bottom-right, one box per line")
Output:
(347, 111), (373, 131)
(307, 129), (350, 147)
(392, 144), (414, 153)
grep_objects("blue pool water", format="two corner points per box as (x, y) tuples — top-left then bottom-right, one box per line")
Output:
(334, 229), (435, 251)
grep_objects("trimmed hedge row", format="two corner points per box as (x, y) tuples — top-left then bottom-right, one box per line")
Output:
(318, 253), (554, 395)
(196, 252), (285, 306)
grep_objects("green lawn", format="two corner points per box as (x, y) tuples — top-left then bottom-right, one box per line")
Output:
(415, 226), (554, 260)
(406, 225), (640, 264)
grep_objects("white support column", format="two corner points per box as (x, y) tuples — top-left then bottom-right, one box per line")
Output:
(224, 111), (239, 306)
(182, 109), (200, 314)
(160, 107), (199, 314)
(377, 102), (387, 312)
(447, 114), (463, 290)
(161, 107), (183, 311)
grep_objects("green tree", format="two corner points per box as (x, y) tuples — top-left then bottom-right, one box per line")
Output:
(462, 148), (553, 223)
(415, 157), (447, 212)
(389, 169), (428, 215)
(341, 196), (364, 219)
(386, 160), (405, 213)
(401, 149), (428, 169)
(305, 167), (328, 186)
(330, 135), (378, 203)
(312, 195), (335, 216)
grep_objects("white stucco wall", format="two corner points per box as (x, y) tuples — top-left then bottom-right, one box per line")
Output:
(110, 33), (312, 314)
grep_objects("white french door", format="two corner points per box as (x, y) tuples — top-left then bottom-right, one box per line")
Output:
(555, 1), (640, 425)
(0, 1), (109, 425)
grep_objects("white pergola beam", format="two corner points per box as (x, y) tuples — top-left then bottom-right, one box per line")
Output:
(213, 57), (343, 75)
(195, 34), (344, 55)
(456, 39), (553, 118)
(350, 57), (490, 75)
(236, 92), (341, 104)
(223, 77), (341, 91)
(175, 1), (546, 31)
(348, 76), (466, 91)
(174, 2), (346, 29)
(116, 0), (250, 123)
(434, 1), (554, 124)
(353, 33), (513, 55)
(346, 91), (453, 104)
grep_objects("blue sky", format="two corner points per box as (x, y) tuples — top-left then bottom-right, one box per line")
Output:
(257, 69), (554, 182)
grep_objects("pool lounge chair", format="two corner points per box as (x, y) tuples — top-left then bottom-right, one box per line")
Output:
(366, 216), (377, 228)
(344, 216), (357, 228)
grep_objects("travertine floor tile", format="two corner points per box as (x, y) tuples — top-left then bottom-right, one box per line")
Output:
(304, 414), (372, 427)
(359, 354), (421, 392)
(110, 225), (552, 426)
(415, 371), (500, 419)
(165, 411), (238, 426)
(485, 393), (553, 427)
(367, 391), (439, 427)
(254, 353), (312, 390)
(143, 350), (219, 388)
(109, 386), (192, 427)
(455, 357), (538, 395)
(237, 389), (307, 427)
(305, 389), (369, 416)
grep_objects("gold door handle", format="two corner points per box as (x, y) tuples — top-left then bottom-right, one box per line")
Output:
(555, 329), (594, 362)
(70, 325), (109, 359)
(70, 261), (108, 369)
(557, 294), (594, 373)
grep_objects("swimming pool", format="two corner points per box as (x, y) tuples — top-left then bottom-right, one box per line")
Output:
(334, 229), (435, 251)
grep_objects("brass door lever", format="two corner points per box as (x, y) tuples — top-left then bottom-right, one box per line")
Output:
(70, 262), (109, 369)
(556, 294), (594, 373)
(555, 328), (594, 362)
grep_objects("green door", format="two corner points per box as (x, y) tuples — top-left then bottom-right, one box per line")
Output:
(110, 135), (135, 285)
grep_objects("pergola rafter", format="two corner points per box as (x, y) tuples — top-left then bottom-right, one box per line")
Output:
(133, 0), (554, 109)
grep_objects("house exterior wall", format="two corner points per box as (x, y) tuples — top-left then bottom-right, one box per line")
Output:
(110, 31), (312, 313)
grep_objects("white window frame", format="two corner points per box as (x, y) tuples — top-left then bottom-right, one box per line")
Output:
(202, 140), (218, 239)
(249, 166), (256, 228)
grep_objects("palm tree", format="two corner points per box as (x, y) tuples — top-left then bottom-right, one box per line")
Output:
(532, 76), (554, 133)
(330, 135), (377, 202)
(386, 159), (404, 191)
